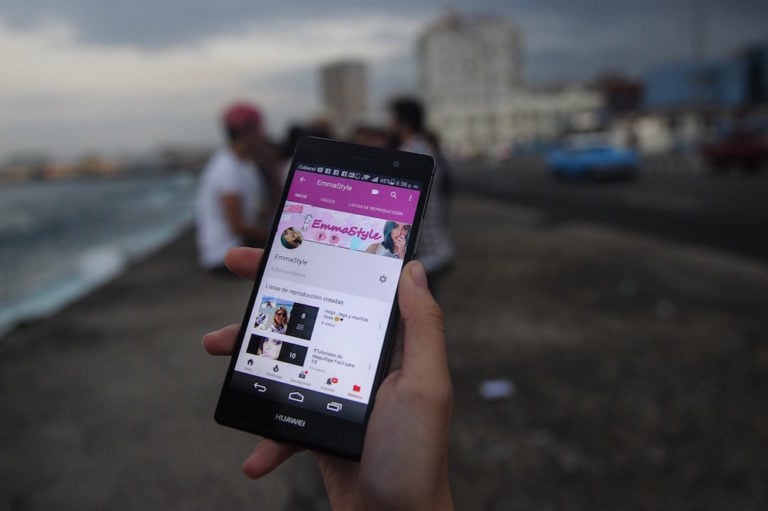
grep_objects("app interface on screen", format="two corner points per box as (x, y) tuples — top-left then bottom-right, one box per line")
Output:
(230, 163), (422, 423)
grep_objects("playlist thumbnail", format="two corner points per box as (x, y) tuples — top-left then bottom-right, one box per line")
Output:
(255, 296), (318, 341)
(247, 335), (308, 366)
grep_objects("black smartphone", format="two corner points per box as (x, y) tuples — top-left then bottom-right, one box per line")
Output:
(215, 136), (435, 460)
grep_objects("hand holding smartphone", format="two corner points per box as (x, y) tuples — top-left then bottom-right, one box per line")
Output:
(204, 248), (454, 509)
(215, 137), (437, 459)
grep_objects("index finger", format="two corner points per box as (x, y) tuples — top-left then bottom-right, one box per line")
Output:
(202, 324), (240, 355)
(224, 247), (264, 280)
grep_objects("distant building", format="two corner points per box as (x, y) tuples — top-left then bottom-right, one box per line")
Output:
(645, 42), (768, 111)
(430, 85), (603, 157)
(418, 13), (523, 108)
(744, 44), (768, 104)
(645, 60), (748, 109)
(320, 60), (367, 134)
(594, 74), (645, 114)
(636, 41), (768, 154)
(418, 12), (602, 157)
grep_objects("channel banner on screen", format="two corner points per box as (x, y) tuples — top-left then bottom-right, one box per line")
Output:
(287, 170), (420, 223)
(276, 202), (414, 259)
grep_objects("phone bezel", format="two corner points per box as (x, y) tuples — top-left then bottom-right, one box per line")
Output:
(214, 136), (435, 460)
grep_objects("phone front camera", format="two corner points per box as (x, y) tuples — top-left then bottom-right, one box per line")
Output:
(393, 161), (400, 168)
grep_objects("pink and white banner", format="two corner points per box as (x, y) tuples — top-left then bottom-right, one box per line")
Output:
(277, 202), (411, 258)
(275, 169), (420, 258)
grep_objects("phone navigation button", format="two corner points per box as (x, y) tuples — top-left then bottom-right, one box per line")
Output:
(326, 401), (343, 412)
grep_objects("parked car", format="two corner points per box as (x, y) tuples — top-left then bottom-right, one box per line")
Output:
(547, 134), (639, 180)
(701, 122), (768, 174)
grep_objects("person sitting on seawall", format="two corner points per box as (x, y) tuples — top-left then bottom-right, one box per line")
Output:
(203, 248), (454, 510)
(195, 102), (271, 271)
(365, 221), (410, 259)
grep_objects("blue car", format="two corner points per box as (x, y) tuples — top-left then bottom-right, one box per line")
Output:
(547, 134), (639, 180)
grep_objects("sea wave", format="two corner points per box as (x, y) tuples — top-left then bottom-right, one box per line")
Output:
(0, 174), (197, 338)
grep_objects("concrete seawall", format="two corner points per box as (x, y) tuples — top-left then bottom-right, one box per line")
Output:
(2, 196), (766, 510)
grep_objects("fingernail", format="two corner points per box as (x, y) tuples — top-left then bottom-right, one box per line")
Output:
(202, 328), (220, 344)
(409, 261), (428, 288)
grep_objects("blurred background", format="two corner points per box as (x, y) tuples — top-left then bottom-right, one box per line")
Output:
(1, 1), (767, 510)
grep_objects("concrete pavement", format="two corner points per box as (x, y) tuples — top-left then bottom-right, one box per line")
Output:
(2, 195), (767, 510)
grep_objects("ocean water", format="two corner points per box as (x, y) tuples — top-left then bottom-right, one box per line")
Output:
(0, 173), (198, 337)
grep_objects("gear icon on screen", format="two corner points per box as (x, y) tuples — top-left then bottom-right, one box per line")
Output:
(378, 275), (387, 283)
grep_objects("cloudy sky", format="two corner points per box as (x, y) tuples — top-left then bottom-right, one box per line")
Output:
(0, 0), (765, 159)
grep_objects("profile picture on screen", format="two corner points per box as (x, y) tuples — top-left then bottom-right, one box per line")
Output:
(280, 227), (303, 249)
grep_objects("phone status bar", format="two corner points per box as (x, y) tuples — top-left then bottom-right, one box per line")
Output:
(295, 163), (421, 190)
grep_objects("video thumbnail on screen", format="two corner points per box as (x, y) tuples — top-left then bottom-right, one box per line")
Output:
(246, 334), (308, 366)
(254, 296), (319, 341)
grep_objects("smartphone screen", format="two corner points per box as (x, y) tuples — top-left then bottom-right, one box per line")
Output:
(216, 137), (434, 458)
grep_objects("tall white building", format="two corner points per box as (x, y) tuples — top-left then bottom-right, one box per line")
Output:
(320, 60), (367, 134)
(419, 13), (603, 157)
(418, 13), (523, 108)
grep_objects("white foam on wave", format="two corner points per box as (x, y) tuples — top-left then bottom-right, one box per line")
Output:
(0, 222), (191, 339)
(78, 246), (127, 282)
(0, 175), (197, 339)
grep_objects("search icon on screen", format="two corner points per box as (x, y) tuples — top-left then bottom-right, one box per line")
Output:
(390, 191), (398, 199)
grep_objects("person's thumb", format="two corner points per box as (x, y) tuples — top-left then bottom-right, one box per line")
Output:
(398, 261), (450, 387)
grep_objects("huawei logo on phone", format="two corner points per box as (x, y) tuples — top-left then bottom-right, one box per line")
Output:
(274, 413), (306, 428)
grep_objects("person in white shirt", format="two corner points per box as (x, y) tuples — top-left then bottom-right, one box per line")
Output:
(388, 97), (455, 293)
(195, 102), (269, 270)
